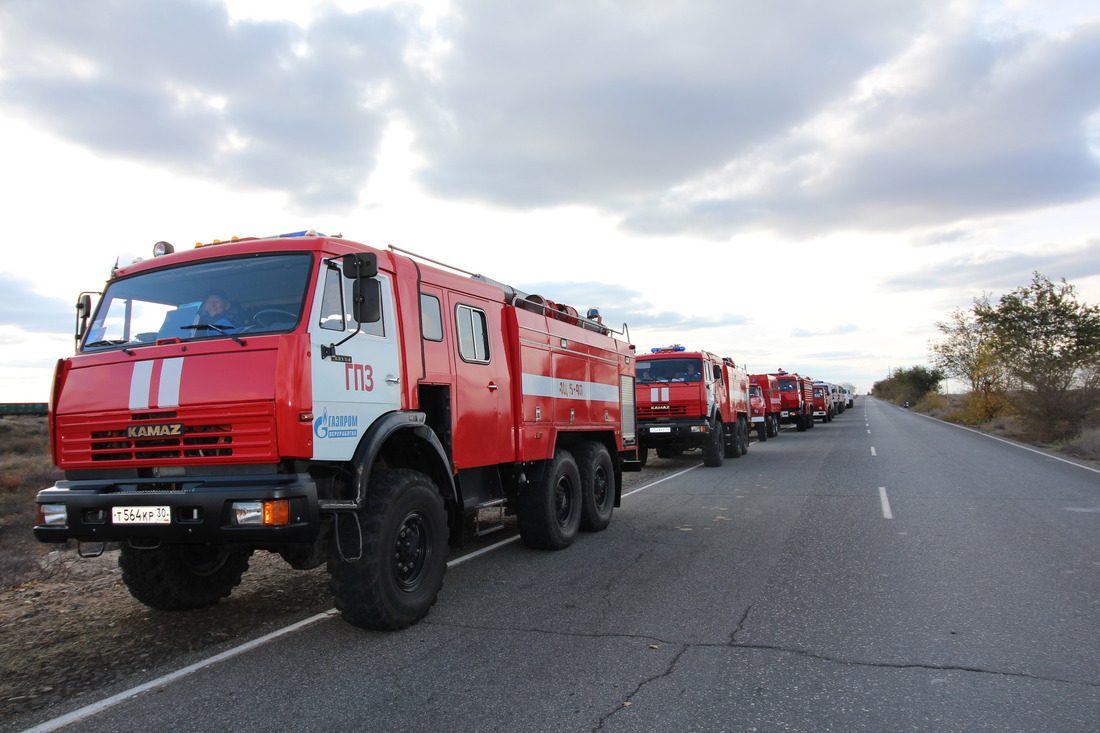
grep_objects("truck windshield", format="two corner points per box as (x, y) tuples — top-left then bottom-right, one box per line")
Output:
(749, 385), (762, 397)
(637, 358), (703, 383)
(777, 380), (797, 391)
(81, 254), (313, 352)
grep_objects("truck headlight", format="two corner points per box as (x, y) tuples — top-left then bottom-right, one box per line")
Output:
(38, 504), (68, 528)
(232, 500), (290, 526)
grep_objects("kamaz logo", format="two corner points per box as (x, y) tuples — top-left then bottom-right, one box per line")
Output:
(651, 405), (670, 410)
(127, 423), (184, 439)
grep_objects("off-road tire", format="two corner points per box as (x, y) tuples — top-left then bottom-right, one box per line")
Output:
(518, 449), (582, 550)
(329, 468), (449, 630)
(739, 417), (750, 455)
(756, 422), (768, 442)
(575, 441), (615, 532)
(119, 543), (252, 611)
(703, 420), (725, 467)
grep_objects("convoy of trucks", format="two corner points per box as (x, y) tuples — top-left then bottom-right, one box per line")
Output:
(33, 231), (857, 630)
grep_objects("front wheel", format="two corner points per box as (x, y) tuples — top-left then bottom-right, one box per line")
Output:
(756, 422), (767, 442)
(703, 420), (725, 467)
(575, 441), (615, 532)
(518, 449), (582, 550)
(329, 469), (449, 630)
(119, 543), (252, 611)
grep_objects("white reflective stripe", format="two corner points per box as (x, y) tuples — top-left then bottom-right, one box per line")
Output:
(522, 373), (620, 402)
(129, 361), (154, 410)
(157, 358), (184, 408)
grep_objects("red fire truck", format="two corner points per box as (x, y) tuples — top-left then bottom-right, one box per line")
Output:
(748, 373), (782, 441)
(34, 231), (639, 630)
(772, 370), (815, 431)
(811, 381), (835, 423)
(635, 346), (750, 467)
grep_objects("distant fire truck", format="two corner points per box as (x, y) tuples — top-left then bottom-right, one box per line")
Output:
(748, 373), (782, 441)
(635, 346), (750, 467)
(35, 232), (639, 630)
(772, 370), (815, 431)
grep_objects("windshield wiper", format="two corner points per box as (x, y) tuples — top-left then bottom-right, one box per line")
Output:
(180, 324), (247, 346)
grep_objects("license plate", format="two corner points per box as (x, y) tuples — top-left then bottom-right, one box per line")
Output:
(649, 426), (672, 434)
(112, 506), (171, 524)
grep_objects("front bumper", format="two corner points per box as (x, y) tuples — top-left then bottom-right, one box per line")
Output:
(639, 420), (710, 449)
(34, 473), (320, 545)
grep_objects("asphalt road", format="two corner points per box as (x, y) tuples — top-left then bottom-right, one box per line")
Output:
(25, 399), (1100, 732)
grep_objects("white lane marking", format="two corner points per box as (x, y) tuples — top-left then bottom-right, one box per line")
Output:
(870, 447), (877, 457)
(25, 463), (705, 732)
(879, 487), (893, 519)
(21, 611), (338, 733)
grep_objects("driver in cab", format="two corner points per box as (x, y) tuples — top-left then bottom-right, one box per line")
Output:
(197, 289), (239, 332)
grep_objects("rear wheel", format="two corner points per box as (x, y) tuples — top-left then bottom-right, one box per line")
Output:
(575, 441), (615, 531)
(329, 468), (449, 630)
(767, 416), (779, 438)
(119, 543), (252, 611)
(518, 449), (582, 550)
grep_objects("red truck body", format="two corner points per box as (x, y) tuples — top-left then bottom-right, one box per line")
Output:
(748, 373), (782, 441)
(635, 346), (750, 467)
(35, 232), (638, 629)
(772, 370), (816, 431)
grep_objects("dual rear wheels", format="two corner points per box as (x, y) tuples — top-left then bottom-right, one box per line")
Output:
(518, 443), (616, 550)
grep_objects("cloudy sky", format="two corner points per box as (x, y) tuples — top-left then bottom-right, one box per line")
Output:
(1, 0), (1099, 401)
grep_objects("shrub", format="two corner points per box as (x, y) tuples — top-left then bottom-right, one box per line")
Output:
(1062, 427), (1100, 461)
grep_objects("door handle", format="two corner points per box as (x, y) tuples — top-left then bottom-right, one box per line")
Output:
(487, 382), (499, 391)
(386, 375), (400, 385)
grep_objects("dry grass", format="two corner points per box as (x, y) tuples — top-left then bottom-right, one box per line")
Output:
(1061, 427), (1100, 461)
(0, 416), (63, 588)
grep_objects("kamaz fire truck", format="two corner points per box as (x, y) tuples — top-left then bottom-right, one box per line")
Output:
(772, 370), (815, 431)
(811, 381), (835, 423)
(748, 373), (782, 441)
(635, 346), (750, 467)
(34, 231), (639, 630)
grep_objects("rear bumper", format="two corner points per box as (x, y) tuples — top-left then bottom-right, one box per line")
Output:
(34, 473), (320, 545)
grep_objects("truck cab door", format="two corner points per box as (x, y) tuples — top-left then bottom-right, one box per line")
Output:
(309, 263), (402, 461)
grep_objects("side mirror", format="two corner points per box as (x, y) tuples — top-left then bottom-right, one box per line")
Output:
(352, 278), (381, 324)
(75, 293), (93, 341)
(342, 252), (378, 279)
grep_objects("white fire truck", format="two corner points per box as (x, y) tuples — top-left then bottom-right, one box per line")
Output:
(35, 232), (639, 630)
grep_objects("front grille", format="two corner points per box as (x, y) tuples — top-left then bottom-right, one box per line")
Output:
(637, 404), (690, 419)
(57, 403), (278, 468)
(90, 422), (234, 460)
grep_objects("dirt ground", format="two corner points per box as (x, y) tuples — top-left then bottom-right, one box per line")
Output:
(0, 546), (335, 729)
